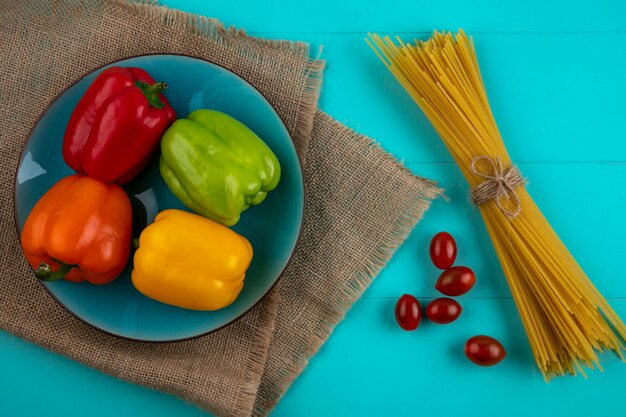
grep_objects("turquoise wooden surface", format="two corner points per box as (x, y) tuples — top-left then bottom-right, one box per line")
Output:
(2, 1), (626, 415)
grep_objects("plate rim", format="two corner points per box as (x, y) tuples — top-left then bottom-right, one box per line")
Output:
(13, 52), (306, 343)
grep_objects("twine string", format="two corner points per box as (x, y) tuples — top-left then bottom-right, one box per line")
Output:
(470, 156), (526, 218)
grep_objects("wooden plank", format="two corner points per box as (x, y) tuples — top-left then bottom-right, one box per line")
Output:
(5, 3), (626, 417)
(161, 0), (626, 33)
(5, 298), (626, 417)
(365, 161), (626, 299)
(0, 330), (205, 416)
(261, 32), (626, 163)
(274, 298), (626, 417)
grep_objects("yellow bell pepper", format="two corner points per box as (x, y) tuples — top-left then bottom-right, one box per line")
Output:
(131, 209), (253, 311)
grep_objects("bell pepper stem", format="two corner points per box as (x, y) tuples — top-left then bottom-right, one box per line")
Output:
(34, 261), (75, 281)
(132, 238), (140, 249)
(134, 80), (168, 109)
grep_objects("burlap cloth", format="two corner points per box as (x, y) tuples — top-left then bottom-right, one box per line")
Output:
(0, 1), (441, 416)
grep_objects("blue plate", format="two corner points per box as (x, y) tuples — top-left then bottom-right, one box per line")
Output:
(14, 54), (304, 342)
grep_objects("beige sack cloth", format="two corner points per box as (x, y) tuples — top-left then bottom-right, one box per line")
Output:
(0, 1), (440, 416)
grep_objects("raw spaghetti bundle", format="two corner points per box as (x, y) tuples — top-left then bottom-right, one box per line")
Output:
(367, 30), (626, 380)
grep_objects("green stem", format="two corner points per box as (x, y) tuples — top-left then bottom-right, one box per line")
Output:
(134, 80), (168, 109)
(35, 261), (75, 281)
(146, 82), (167, 95)
(132, 238), (140, 250)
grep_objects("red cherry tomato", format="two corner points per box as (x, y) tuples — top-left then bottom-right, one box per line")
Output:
(435, 266), (475, 296)
(394, 294), (421, 331)
(465, 335), (506, 366)
(429, 232), (457, 269)
(425, 298), (462, 324)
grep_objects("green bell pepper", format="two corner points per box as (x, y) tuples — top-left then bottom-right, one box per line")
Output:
(160, 109), (281, 226)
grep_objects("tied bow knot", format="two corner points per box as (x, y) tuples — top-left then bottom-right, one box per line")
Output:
(469, 156), (526, 218)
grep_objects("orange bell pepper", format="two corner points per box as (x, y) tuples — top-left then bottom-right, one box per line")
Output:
(20, 174), (132, 284)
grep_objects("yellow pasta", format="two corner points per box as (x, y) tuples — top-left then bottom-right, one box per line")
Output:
(367, 30), (626, 380)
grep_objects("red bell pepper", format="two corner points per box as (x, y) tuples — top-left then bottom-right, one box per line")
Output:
(62, 66), (176, 184)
